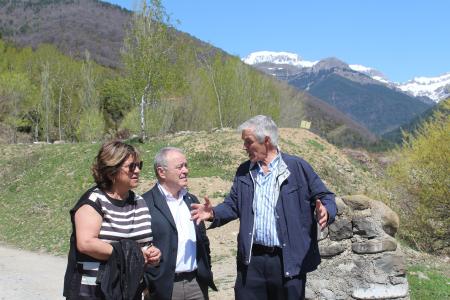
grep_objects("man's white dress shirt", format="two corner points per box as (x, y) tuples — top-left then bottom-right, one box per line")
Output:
(158, 184), (197, 273)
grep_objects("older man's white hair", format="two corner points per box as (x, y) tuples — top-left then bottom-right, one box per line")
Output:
(153, 147), (185, 178)
(238, 115), (279, 147)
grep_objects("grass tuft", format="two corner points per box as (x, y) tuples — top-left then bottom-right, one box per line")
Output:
(407, 265), (450, 299)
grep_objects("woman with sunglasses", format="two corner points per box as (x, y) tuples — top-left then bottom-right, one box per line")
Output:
(63, 140), (161, 300)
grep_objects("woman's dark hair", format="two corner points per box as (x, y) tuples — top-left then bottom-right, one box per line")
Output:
(91, 140), (140, 190)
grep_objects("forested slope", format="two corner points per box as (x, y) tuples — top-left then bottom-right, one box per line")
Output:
(0, 0), (379, 148)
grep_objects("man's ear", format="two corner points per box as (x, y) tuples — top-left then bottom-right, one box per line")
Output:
(264, 136), (271, 146)
(157, 166), (166, 179)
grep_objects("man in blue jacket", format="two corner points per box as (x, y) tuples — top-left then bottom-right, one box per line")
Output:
(191, 115), (336, 300)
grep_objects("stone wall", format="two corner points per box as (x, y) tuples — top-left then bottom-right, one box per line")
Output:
(306, 195), (409, 299)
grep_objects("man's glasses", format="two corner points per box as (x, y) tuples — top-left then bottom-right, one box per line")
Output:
(124, 161), (143, 172)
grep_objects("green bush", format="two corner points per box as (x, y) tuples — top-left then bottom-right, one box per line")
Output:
(387, 99), (450, 254)
(76, 111), (105, 142)
(120, 101), (175, 138)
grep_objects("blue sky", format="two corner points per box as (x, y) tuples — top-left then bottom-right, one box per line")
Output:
(106, 0), (449, 83)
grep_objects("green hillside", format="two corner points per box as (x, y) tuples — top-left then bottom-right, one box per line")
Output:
(383, 98), (450, 144)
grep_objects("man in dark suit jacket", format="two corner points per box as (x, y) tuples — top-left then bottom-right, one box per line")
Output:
(143, 147), (216, 300)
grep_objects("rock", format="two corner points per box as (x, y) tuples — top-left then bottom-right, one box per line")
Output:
(373, 254), (406, 276)
(329, 217), (353, 241)
(306, 195), (408, 299)
(336, 261), (357, 272)
(352, 283), (409, 299)
(370, 201), (400, 237)
(319, 241), (346, 257)
(305, 287), (316, 300)
(308, 279), (330, 292)
(320, 289), (336, 299)
(342, 195), (371, 210)
(335, 197), (348, 216)
(352, 237), (397, 254)
(335, 290), (350, 300)
(318, 225), (329, 241)
(353, 216), (379, 238)
(389, 276), (407, 285)
(417, 271), (430, 280)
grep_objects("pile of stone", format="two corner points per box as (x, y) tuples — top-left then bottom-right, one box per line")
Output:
(306, 195), (409, 299)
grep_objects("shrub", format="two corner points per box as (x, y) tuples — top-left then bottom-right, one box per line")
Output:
(76, 111), (105, 142)
(387, 99), (449, 254)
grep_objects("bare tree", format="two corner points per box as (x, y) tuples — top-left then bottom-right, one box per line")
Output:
(40, 62), (52, 143)
(121, 0), (173, 140)
(195, 50), (224, 129)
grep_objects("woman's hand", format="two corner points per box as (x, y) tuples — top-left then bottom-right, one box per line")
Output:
(143, 245), (161, 266)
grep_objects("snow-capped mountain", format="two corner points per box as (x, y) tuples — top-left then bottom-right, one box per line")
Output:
(242, 51), (449, 103)
(242, 51), (317, 68)
(242, 51), (434, 135)
(348, 64), (390, 84)
(397, 73), (450, 103)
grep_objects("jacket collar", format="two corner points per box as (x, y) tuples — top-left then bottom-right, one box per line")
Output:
(150, 184), (196, 230)
(248, 151), (290, 185)
(150, 184), (177, 230)
(277, 154), (290, 186)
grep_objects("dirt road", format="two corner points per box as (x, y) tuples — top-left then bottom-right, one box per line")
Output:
(0, 244), (66, 299)
(0, 242), (235, 300)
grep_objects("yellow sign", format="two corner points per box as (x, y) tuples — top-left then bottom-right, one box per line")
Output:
(300, 120), (311, 129)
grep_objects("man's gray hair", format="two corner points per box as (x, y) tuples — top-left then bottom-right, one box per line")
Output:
(153, 147), (184, 177)
(238, 115), (279, 146)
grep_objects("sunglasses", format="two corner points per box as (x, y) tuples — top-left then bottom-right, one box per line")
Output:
(124, 161), (143, 172)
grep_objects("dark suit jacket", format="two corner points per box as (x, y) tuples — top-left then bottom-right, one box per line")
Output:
(142, 185), (217, 300)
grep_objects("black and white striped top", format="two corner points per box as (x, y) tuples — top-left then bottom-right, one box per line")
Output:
(87, 188), (153, 245)
(76, 187), (152, 298)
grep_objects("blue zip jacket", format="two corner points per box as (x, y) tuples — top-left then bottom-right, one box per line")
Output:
(210, 152), (336, 277)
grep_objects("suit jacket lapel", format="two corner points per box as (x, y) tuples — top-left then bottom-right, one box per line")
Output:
(183, 194), (193, 210)
(183, 194), (200, 235)
(151, 185), (177, 230)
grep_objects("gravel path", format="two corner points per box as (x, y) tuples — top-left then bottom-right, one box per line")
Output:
(0, 244), (66, 300)
(0, 243), (235, 300)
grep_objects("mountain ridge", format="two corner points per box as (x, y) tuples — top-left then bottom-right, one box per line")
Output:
(244, 51), (434, 135)
(0, 0), (130, 67)
(243, 50), (449, 103)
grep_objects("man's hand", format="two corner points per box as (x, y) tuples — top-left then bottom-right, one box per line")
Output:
(191, 196), (214, 225)
(316, 199), (328, 231)
(143, 245), (161, 266)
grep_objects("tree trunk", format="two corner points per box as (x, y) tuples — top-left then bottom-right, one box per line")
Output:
(210, 72), (224, 129)
(58, 86), (63, 141)
(140, 93), (146, 141)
